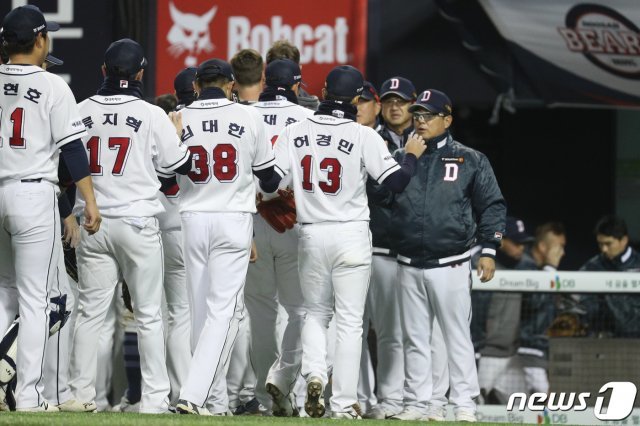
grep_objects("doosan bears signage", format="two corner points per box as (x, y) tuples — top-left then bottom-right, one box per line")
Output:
(155, 0), (368, 97)
(480, 0), (640, 107)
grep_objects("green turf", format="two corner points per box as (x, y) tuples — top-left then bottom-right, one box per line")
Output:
(0, 412), (507, 425)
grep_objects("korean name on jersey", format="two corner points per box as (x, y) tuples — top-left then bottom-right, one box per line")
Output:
(253, 99), (313, 197)
(177, 97), (275, 214)
(273, 114), (400, 224)
(74, 94), (189, 217)
(0, 65), (87, 184)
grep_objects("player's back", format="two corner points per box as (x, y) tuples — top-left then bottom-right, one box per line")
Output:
(253, 99), (313, 193)
(253, 99), (313, 144)
(0, 64), (85, 185)
(177, 97), (274, 214)
(275, 114), (397, 224)
(76, 95), (187, 217)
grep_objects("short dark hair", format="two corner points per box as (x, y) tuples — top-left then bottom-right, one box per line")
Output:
(594, 215), (628, 240)
(266, 40), (300, 64)
(197, 74), (231, 89)
(535, 221), (566, 243)
(0, 45), (8, 64)
(155, 93), (177, 114)
(325, 92), (355, 104)
(2, 36), (38, 57)
(230, 49), (263, 86)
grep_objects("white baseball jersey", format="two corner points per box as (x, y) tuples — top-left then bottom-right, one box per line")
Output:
(176, 97), (275, 213)
(273, 115), (400, 223)
(0, 64), (86, 184)
(253, 99), (313, 196)
(74, 95), (189, 217)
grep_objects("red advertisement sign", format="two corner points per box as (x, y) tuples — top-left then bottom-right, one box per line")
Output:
(155, 0), (368, 98)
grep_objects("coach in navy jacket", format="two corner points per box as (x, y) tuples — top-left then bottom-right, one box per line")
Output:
(387, 89), (505, 422)
(390, 109), (505, 269)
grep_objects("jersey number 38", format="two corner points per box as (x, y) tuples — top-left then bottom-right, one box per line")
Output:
(187, 144), (238, 184)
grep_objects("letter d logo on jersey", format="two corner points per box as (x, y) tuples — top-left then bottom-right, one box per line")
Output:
(444, 163), (458, 181)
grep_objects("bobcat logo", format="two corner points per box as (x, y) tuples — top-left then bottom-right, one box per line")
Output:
(167, 2), (217, 67)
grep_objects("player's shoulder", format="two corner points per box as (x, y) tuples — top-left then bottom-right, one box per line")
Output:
(36, 70), (75, 99)
(39, 70), (67, 86)
(449, 138), (486, 162)
(360, 123), (383, 138)
(308, 113), (354, 127)
(147, 101), (173, 117)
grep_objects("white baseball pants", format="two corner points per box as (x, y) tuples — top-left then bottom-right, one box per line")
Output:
(398, 262), (479, 413)
(70, 217), (170, 413)
(299, 221), (372, 413)
(245, 215), (304, 406)
(205, 296), (248, 414)
(364, 255), (404, 412)
(160, 229), (191, 404)
(0, 181), (60, 409)
(179, 211), (252, 407)
(430, 318), (450, 409)
(42, 255), (77, 406)
(226, 309), (256, 412)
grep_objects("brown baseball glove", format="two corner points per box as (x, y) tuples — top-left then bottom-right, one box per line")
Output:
(257, 189), (297, 233)
(547, 312), (587, 337)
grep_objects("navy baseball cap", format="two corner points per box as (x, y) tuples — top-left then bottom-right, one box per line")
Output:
(325, 65), (364, 98)
(104, 38), (147, 77)
(505, 216), (534, 244)
(265, 59), (302, 88)
(380, 77), (416, 101)
(360, 81), (379, 102)
(0, 5), (59, 43)
(174, 67), (197, 93)
(409, 89), (453, 115)
(195, 58), (234, 81)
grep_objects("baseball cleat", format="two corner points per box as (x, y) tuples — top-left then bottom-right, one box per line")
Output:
(266, 382), (299, 417)
(304, 376), (325, 418)
(57, 399), (97, 412)
(16, 400), (60, 412)
(455, 409), (477, 422)
(389, 407), (426, 420)
(426, 405), (446, 421)
(364, 405), (401, 419)
(111, 396), (139, 413)
(331, 403), (363, 419)
(175, 399), (212, 415)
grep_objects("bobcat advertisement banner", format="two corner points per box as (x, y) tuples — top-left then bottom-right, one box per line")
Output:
(155, 0), (368, 98)
(479, 0), (640, 108)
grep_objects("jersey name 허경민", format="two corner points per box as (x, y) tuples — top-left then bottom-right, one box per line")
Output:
(273, 114), (400, 223)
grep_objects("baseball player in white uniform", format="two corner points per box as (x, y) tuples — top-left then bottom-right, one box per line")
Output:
(0, 5), (101, 411)
(68, 38), (190, 414)
(260, 65), (426, 419)
(0, 6), (101, 411)
(245, 59), (313, 416)
(173, 58), (275, 416)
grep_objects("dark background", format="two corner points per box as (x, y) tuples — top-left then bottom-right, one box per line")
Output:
(1, 0), (622, 269)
